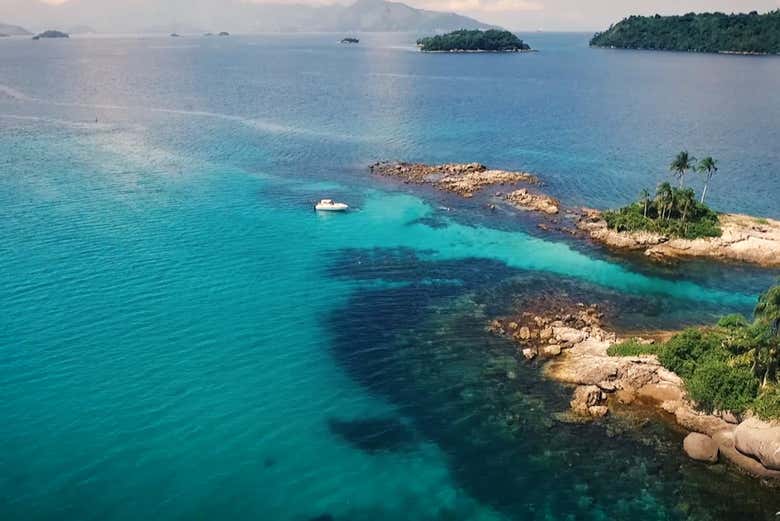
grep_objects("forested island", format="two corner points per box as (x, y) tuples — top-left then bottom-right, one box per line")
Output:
(591, 10), (780, 54)
(32, 30), (69, 40)
(417, 29), (531, 52)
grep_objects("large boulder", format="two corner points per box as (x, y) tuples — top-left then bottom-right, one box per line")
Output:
(553, 326), (588, 344)
(734, 417), (780, 471)
(683, 433), (719, 463)
(570, 385), (607, 417)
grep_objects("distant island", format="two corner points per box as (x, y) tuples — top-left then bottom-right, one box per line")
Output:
(417, 29), (531, 53)
(218, 32), (230, 36)
(591, 10), (780, 55)
(0, 22), (31, 36)
(32, 30), (69, 40)
(340, 37), (359, 44)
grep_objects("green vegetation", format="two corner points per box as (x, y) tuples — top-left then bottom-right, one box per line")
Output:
(603, 151), (724, 239)
(622, 283), (780, 418)
(417, 30), (530, 52)
(607, 339), (659, 357)
(753, 388), (780, 420)
(590, 11), (780, 54)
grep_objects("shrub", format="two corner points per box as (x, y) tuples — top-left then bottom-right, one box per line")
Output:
(753, 387), (780, 420)
(687, 360), (759, 413)
(603, 194), (721, 239)
(658, 328), (726, 379)
(717, 313), (749, 330)
(607, 339), (659, 357)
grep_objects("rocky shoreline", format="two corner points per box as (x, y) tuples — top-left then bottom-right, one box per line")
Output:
(487, 300), (780, 481)
(370, 161), (780, 269)
(578, 209), (780, 268)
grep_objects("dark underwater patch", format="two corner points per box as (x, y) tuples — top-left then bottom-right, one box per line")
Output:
(328, 417), (418, 454)
(321, 246), (780, 520)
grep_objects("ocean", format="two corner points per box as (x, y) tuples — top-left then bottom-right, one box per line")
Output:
(1, 32), (779, 520)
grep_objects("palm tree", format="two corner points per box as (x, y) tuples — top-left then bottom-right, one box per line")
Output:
(670, 151), (695, 188)
(676, 188), (696, 229)
(697, 157), (718, 204)
(639, 188), (650, 218)
(754, 284), (780, 387)
(655, 182), (674, 220)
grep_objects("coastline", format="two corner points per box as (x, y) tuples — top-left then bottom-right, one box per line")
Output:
(371, 160), (780, 482)
(370, 161), (780, 269)
(590, 44), (779, 57)
(419, 49), (538, 54)
(488, 298), (780, 481)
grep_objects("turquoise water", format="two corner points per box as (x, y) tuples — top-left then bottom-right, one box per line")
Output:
(1, 33), (779, 520)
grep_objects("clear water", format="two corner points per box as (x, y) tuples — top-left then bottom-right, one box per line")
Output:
(1, 33), (779, 521)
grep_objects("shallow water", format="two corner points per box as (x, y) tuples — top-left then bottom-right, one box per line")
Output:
(1, 32), (779, 520)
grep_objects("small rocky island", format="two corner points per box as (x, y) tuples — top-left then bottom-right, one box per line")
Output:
(591, 11), (780, 55)
(340, 37), (359, 44)
(32, 30), (69, 40)
(370, 160), (780, 268)
(487, 284), (780, 480)
(416, 29), (532, 53)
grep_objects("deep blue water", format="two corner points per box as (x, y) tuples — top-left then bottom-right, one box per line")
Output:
(1, 32), (779, 521)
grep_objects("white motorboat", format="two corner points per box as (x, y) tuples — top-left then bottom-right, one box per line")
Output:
(315, 199), (349, 212)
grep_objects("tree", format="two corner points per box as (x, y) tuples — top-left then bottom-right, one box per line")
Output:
(754, 284), (780, 387)
(639, 188), (650, 218)
(675, 187), (696, 227)
(670, 151), (695, 188)
(655, 182), (674, 220)
(697, 157), (718, 204)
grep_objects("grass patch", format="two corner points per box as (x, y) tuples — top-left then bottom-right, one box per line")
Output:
(607, 338), (659, 357)
(753, 387), (780, 420)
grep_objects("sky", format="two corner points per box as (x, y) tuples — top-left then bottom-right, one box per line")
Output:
(8, 0), (780, 31)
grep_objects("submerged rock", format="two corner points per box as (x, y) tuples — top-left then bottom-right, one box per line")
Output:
(570, 385), (608, 417)
(328, 417), (417, 453)
(683, 433), (719, 463)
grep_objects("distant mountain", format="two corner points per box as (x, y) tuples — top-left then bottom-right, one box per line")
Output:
(0, 22), (31, 35)
(0, 0), (496, 34)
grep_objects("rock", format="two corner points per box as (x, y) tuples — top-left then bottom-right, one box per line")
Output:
(553, 326), (588, 344)
(588, 405), (609, 417)
(542, 344), (562, 357)
(370, 161), (538, 197)
(637, 382), (684, 404)
(713, 429), (780, 479)
(522, 348), (536, 360)
(734, 417), (780, 471)
(674, 406), (731, 437)
(518, 326), (531, 340)
(616, 389), (636, 404)
(570, 385), (607, 417)
(539, 327), (553, 340)
(505, 188), (560, 214)
(683, 433), (719, 463)
(508, 321), (518, 331)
